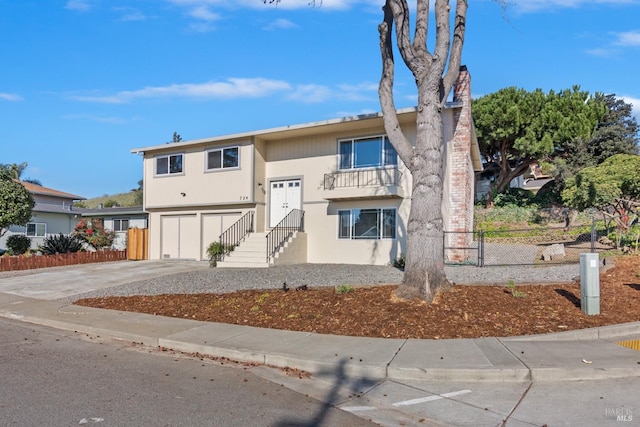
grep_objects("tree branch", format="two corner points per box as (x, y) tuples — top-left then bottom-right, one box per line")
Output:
(378, 1), (414, 167)
(441, 0), (467, 101)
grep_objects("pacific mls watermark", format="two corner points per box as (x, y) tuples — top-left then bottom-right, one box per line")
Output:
(605, 407), (633, 422)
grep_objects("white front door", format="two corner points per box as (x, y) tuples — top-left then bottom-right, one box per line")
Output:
(269, 179), (301, 227)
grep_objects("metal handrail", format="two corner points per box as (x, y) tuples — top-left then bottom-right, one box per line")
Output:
(324, 168), (401, 190)
(215, 211), (254, 263)
(266, 209), (305, 263)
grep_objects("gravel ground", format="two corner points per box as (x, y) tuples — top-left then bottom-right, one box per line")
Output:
(61, 262), (582, 303)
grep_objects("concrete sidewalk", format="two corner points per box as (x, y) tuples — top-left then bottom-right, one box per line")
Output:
(1, 290), (639, 383)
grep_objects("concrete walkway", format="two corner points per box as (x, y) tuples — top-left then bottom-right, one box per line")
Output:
(0, 260), (638, 384)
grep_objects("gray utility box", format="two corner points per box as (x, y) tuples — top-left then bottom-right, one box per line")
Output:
(580, 253), (600, 315)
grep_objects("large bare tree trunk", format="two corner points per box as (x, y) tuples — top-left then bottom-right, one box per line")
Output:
(379, 0), (466, 302)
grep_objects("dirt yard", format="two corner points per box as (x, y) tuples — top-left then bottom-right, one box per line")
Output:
(74, 256), (640, 339)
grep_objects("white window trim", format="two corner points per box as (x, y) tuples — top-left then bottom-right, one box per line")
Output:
(113, 218), (130, 232)
(337, 208), (397, 240)
(155, 153), (184, 176)
(25, 222), (47, 237)
(206, 146), (240, 171)
(338, 135), (397, 170)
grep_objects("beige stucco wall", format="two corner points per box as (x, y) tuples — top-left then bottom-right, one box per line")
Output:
(144, 139), (254, 209)
(148, 206), (254, 261)
(272, 232), (307, 265)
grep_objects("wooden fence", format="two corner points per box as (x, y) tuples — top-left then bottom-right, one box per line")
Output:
(0, 250), (127, 272)
(127, 228), (148, 260)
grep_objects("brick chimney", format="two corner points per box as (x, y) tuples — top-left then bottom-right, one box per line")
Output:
(453, 65), (470, 105)
(446, 65), (475, 262)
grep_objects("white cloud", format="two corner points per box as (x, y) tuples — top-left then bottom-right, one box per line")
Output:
(167, 0), (364, 11)
(0, 92), (24, 101)
(65, 0), (92, 12)
(511, 0), (639, 14)
(585, 47), (618, 57)
(63, 113), (135, 124)
(114, 7), (149, 22)
(189, 5), (220, 21)
(620, 95), (640, 121)
(613, 30), (640, 46)
(288, 84), (334, 102)
(288, 81), (377, 103)
(71, 78), (292, 103)
(262, 18), (299, 31)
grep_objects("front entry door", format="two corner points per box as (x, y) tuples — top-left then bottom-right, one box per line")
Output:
(270, 179), (301, 227)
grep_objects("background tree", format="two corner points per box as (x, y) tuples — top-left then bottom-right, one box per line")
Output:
(0, 162), (43, 185)
(0, 173), (35, 237)
(132, 179), (143, 206)
(168, 132), (182, 144)
(472, 86), (606, 194)
(0, 162), (28, 180)
(559, 94), (639, 174)
(22, 178), (42, 186)
(563, 154), (640, 232)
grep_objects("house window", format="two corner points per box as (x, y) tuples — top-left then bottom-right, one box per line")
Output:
(26, 223), (46, 237)
(207, 147), (239, 170)
(156, 154), (183, 175)
(339, 136), (397, 169)
(338, 208), (396, 239)
(113, 219), (129, 232)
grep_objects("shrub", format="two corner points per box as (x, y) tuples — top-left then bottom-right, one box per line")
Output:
(39, 234), (84, 255)
(206, 241), (234, 267)
(335, 284), (354, 294)
(73, 218), (115, 250)
(492, 188), (535, 208)
(6, 234), (31, 255)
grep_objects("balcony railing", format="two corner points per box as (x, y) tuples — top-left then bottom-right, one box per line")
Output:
(324, 168), (402, 190)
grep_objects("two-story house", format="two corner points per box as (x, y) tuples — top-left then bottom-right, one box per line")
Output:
(0, 181), (85, 251)
(131, 67), (482, 267)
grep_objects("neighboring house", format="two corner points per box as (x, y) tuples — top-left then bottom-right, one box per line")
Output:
(0, 182), (85, 251)
(80, 206), (148, 250)
(131, 67), (483, 266)
(475, 161), (555, 201)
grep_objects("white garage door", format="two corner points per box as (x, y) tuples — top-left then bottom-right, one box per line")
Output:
(201, 213), (242, 259)
(161, 215), (198, 260)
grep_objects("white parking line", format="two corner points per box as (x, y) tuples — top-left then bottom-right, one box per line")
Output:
(342, 406), (377, 412)
(392, 389), (472, 407)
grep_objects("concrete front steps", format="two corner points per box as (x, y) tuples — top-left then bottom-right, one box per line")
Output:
(216, 231), (307, 268)
(216, 232), (270, 268)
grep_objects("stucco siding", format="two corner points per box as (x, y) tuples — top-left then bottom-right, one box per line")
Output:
(1, 212), (79, 250)
(144, 141), (254, 208)
(302, 199), (408, 265)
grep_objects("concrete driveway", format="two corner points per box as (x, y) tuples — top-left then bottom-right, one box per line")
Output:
(0, 260), (209, 300)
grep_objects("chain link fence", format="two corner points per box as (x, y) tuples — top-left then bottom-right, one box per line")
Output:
(444, 222), (614, 266)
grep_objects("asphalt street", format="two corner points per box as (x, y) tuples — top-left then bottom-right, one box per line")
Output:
(0, 317), (374, 426)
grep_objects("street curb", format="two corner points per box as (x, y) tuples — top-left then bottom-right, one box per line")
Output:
(1, 304), (639, 384)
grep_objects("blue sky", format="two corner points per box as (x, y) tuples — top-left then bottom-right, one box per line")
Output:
(2, 0), (639, 199)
